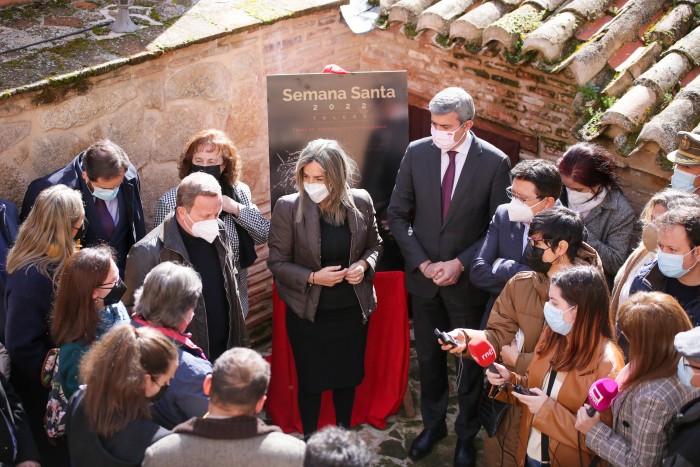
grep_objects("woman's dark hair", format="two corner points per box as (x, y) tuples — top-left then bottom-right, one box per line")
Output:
(618, 292), (692, 391)
(529, 206), (584, 262)
(510, 159), (562, 200)
(51, 246), (115, 346)
(79, 325), (177, 438)
(536, 265), (622, 372)
(557, 142), (619, 191)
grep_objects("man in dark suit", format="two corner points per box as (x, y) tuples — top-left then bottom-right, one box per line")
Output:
(470, 159), (561, 327)
(388, 87), (511, 466)
(21, 140), (146, 276)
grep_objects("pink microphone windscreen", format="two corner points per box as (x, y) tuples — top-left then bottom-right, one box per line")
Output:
(588, 378), (619, 412)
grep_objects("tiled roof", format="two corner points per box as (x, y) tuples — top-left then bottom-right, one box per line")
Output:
(379, 0), (700, 166)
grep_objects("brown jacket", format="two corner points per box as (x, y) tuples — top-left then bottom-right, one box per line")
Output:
(472, 242), (603, 374)
(495, 341), (624, 467)
(267, 189), (383, 322)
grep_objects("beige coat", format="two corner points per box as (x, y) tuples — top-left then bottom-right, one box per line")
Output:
(267, 189), (382, 322)
(495, 341), (624, 467)
(475, 242), (603, 375)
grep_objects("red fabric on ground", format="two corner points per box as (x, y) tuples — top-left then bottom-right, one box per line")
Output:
(266, 271), (410, 433)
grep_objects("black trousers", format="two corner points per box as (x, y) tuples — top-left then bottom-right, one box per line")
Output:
(412, 291), (484, 442)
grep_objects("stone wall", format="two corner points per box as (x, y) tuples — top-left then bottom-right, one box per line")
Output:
(0, 8), (363, 333)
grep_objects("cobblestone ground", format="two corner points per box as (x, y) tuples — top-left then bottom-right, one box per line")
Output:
(257, 323), (487, 466)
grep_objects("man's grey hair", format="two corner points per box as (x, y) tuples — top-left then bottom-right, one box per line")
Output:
(210, 348), (270, 409)
(428, 87), (476, 124)
(303, 426), (371, 467)
(134, 262), (202, 330)
(176, 172), (222, 210)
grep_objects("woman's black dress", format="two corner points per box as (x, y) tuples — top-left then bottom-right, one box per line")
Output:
(286, 217), (368, 393)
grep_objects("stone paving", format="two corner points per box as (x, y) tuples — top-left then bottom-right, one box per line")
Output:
(257, 324), (487, 467)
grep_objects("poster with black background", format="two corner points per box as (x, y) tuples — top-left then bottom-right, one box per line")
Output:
(267, 71), (408, 270)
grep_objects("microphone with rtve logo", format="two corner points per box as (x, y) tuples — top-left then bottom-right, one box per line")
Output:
(467, 337), (498, 373)
(586, 378), (619, 416)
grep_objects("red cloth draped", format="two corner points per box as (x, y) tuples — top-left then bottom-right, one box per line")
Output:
(266, 271), (410, 433)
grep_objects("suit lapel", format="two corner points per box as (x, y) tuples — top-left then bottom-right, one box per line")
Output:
(442, 133), (483, 229)
(427, 143), (442, 225)
(302, 195), (321, 268)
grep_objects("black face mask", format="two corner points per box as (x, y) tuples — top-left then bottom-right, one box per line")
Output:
(74, 218), (89, 242)
(191, 164), (222, 179)
(102, 279), (127, 307)
(149, 383), (169, 403)
(523, 242), (553, 274)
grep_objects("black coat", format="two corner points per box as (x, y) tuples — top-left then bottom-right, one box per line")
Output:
(0, 199), (19, 320)
(66, 388), (169, 467)
(663, 396), (700, 467)
(20, 153), (147, 275)
(0, 373), (40, 464)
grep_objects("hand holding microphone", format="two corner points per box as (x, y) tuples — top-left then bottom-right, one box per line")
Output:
(467, 337), (510, 383)
(575, 378), (619, 435)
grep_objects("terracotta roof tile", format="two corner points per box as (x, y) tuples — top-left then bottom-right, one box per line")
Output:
(602, 41), (662, 96)
(664, 25), (700, 66)
(388, 0), (437, 25)
(565, 0), (665, 85)
(416, 0), (474, 35)
(636, 74), (700, 154)
(522, 13), (581, 62)
(483, 4), (546, 50)
(449, 1), (512, 45)
(643, 3), (695, 48)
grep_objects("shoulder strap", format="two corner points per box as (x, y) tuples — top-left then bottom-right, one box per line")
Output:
(541, 369), (558, 464)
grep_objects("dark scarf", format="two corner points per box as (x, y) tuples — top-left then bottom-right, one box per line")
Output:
(220, 180), (257, 269)
(173, 415), (280, 440)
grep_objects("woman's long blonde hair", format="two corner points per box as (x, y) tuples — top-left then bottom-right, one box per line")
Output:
(295, 139), (360, 225)
(7, 184), (84, 280)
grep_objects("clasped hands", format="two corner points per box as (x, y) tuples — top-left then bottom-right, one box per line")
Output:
(310, 260), (368, 286)
(420, 258), (463, 286)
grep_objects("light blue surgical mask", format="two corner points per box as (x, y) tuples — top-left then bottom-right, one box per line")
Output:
(671, 167), (699, 193)
(92, 185), (119, 202)
(657, 248), (697, 279)
(543, 302), (575, 336)
(677, 357), (696, 388)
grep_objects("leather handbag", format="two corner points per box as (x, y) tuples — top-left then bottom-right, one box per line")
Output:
(477, 382), (509, 437)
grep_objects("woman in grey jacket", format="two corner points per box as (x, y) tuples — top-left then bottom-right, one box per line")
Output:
(154, 129), (269, 319)
(267, 139), (382, 438)
(558, 143), (635, 283)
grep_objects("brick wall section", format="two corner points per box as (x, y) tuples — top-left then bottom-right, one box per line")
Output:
(360, 25), (579, 161)
(0, 9), (362, 338)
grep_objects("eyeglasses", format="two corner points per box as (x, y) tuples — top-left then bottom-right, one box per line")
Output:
(506, 186), (542, 204)
(97, 277), (121, 290)
(682, 357), (700, 372)
(528, 236), (552, 247)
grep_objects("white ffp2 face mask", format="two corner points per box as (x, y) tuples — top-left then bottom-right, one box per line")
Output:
(566, 187), (594, 206)
(431, 123), (465, 150)
(186, 212), (219, 243)
(507, 198), (535, 223)
(303, 182), (330, 204)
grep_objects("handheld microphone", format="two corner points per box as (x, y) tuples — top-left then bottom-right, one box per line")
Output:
(586, 378), (618, 416)
(467, 337), (498, 374)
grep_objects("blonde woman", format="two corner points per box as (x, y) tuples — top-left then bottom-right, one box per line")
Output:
(154, 129), (269, 318)
(267, 139), (382, 437)
(1, 184), (84, 466)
